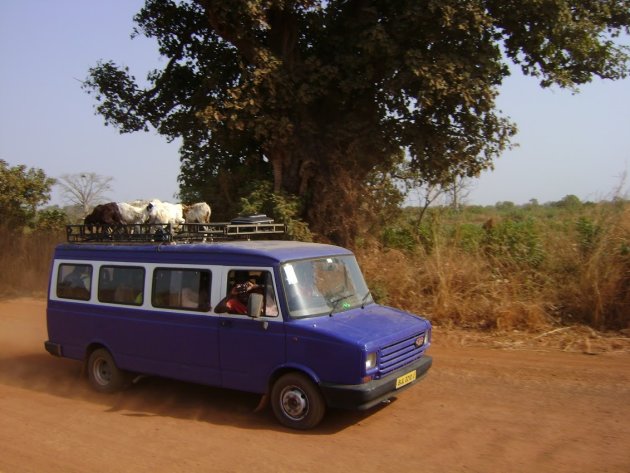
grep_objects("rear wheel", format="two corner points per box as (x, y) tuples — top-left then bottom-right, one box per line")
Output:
(87, 348), (128, 393)
(271, 372), (326, 430)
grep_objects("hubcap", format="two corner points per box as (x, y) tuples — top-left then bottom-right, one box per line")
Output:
(280, 385), (308, 420)
(93, 358), (112, 385)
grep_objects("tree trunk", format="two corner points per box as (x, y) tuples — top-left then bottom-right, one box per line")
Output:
(271, 153), (283, 194)
(303, 162), (366, 247)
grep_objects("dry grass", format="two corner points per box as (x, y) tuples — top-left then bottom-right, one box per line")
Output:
(554, 204), (630, 329)
(357, 200), (630, 344)
(0, 226), (63, 298)
(2, 206), (629, 352)
(358, 244), (551, 332)
(435, 326), (630, 354)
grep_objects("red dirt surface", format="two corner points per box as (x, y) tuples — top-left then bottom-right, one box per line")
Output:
(1, 297), (629, 473)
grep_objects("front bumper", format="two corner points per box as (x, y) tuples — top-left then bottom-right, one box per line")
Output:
(319, 355), (432, 410)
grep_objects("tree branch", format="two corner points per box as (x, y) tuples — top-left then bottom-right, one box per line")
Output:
(196, 0), (260, 64)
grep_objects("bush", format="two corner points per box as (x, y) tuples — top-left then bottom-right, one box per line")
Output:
(482, 217), (545, 269)
(575, 216), (600, 255)
(380, 226), (416, 251)
(35, 208), (69, 231)
(239, 181), (312, 241)
(452, 223), (485, 253)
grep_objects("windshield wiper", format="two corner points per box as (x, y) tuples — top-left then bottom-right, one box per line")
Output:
(328, 294), (354, 317)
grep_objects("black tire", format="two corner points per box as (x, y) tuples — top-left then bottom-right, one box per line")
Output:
(87, 348), (128, 393)
(271, 372), (326, 430)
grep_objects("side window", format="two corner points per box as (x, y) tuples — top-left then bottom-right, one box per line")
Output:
(57, 263), (92, 301)
(98, 266), (145, 306)
(215, 269), (278, 317)
(152, 268), (211, 312)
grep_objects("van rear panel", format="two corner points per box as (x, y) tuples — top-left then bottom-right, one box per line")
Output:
(47, 299), (222, 386)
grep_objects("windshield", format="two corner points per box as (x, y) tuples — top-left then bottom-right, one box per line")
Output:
(281, 255), (373, 318)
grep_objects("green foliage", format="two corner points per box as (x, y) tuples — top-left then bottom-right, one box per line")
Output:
(454, 223), (485, 253)
(35, 208), (69, 231)
(553, 194), (583, 209)
(483, 217), (545, 268)
(362, 158), (407, 230)
(84, 0), (630, 245)
(575, 216), (601, 254)
(380, 226), (417, 252)
(526, 198), (540, 208)
(178, 157), (273, 222)
(239, 181), (312, 241)
(0, 160), (55, 227)
(464, 205), (487, 215)
(495, 201), (516, 211)
(415, 223), (436, 253)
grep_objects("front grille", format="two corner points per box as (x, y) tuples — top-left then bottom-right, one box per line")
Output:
(378, 332), (425, 377)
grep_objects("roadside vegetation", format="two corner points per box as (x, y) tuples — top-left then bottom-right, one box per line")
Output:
(2, 160), (629, 349)
(1, 164), (628, 339)
(357, 196), (630, 335)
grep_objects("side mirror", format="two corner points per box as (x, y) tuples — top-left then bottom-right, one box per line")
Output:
(247, 293), (264, 318)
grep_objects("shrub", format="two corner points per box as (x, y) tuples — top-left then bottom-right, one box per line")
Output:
(380, 226), (416, 252)
(452, 223), (485, 253)
(482, 217), (545, 268)
(239, 181), (312, 241)
(35, 208), (69, 231)
(575, 216), (601, 255)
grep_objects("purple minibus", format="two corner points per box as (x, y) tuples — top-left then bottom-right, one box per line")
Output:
(45, 225), (432, 429)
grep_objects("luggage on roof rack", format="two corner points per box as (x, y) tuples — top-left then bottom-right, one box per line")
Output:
(230, 214), (274, 224)
(65, 217), (285, 244)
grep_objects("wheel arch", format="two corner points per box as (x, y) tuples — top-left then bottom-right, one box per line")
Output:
(83, 341), (113, 372)
(268, 364), (322, 393)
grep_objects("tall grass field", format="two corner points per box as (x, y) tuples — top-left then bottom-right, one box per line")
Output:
(358, 199), (630, 332)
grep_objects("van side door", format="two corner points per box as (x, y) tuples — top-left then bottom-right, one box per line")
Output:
(215, 268), (285, 393)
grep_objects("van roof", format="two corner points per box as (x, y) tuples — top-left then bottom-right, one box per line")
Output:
(54, 240), (353, 266)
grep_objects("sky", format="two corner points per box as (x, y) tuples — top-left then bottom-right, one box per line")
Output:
(1, 1), (629, 209)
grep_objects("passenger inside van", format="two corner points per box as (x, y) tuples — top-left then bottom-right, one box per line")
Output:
(215, 281), (255, 314)
(60, 265), (91, 300)
(181, 286), (199, 308)
(215, 279), (278, 316)
(62, 265), (90, 290)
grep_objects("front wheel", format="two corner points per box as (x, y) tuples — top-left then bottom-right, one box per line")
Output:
(87, 348), (129, 393)
(271, 372), (326, 430)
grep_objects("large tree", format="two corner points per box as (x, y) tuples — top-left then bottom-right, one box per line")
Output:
(84, 0), (630, 245)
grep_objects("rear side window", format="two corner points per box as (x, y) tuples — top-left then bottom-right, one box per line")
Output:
(57, 264), (92, 300)
(152, 268), (211, 311)
(98, 266), (145, 306)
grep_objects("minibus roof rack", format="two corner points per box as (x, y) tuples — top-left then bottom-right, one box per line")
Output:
(65, 217), (286, 244)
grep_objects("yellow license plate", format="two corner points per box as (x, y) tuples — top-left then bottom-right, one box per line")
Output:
(395, 370), (416, 389)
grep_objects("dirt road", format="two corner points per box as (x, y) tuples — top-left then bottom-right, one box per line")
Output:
(1, 298), (628, 473)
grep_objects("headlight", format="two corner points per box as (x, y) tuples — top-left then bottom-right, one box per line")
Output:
(424, 329), (431, 345)
(365, 352), (377, 371)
